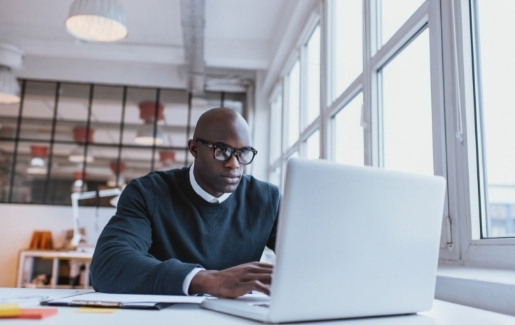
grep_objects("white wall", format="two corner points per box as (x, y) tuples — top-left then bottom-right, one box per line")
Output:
(0, 204), (115, 287)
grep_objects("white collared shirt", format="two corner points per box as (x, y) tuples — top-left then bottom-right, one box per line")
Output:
(182, 163), (232, 295)
(189, 162), (231, 203)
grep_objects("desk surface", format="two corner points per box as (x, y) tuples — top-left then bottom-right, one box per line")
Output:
(1, 288), (514, 324)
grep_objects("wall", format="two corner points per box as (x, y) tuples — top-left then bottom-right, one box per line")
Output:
(0, 203), (115, 287)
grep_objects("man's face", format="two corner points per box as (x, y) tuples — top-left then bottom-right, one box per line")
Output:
(189, 120), (251, 197)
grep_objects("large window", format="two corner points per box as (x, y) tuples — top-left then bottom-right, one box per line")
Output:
(0, 80), (245, 206)
(380, 29), (433, 176)
(267, 0), (515, 268)
(473, 0), (515, 238)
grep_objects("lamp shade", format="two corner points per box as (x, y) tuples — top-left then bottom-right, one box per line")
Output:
(135, 102), (165, 146)
(27, 145), (49, 175)
(0, 66), (20, 104)
(66, 0), (128, 42)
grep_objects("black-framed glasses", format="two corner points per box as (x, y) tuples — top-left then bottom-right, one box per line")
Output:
(195, 138), (258, 165)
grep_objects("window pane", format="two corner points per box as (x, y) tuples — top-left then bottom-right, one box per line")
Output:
(269, 166), (281, 188)
(19, 81), (57, 141)
(0, 141), (15, 202)
(305, 26), (320, 126)
(381, 29), (433, 175)
(287, 61), (300, 147)
(90, 86), (124, 145)
(475, 1), (515, 237)
(305, 130), (320, 159)
(380, 0), (425, 47)
(332, 0), (362, 99)
(270, 95), (283, 163)
(334, 93), (364, 166)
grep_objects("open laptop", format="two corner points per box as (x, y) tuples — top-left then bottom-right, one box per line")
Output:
(201, 158), (446, 323)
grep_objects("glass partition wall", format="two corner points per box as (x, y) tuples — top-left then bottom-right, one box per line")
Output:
(0, 80), (246, 206)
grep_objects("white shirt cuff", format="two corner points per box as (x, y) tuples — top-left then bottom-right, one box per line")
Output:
(182, 267), (205, 296)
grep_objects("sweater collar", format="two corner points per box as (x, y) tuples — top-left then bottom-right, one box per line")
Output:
(189, 163), (231, 204)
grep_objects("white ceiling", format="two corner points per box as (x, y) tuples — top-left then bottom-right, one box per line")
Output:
(0, 0), (291, 83)
(0, 0), (316, 187)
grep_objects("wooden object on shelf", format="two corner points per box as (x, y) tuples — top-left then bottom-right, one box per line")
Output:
(29, 231), (53, 250)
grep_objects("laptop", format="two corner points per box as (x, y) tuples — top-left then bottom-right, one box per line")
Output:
(201, 158), (446, 323)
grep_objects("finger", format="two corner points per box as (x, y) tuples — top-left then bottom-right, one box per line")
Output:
(242, 273), (272, 285)
(252, 280), (271, 296)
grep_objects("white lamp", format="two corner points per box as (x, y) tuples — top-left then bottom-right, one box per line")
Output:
(0, 43), (23, 104)
(135, 101), (165, 146)
(66, 0), (128, 43)
(70, 187), (121, 247)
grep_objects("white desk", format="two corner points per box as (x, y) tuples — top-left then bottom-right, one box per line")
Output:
(1, 288), (514, 324)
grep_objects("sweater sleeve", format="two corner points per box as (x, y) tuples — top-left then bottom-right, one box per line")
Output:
(90, 178), (199, 295)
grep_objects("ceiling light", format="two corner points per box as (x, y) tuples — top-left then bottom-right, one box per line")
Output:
(135, 101), (165, 146)
(66, 0), (128, 43)
(0, 43), (23, 104)
(27, 145), (48, 175)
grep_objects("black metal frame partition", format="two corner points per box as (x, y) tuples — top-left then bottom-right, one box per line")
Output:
(1, 80), (238, 206)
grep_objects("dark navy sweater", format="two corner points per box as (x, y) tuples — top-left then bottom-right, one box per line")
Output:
(90, 167), (280, 295)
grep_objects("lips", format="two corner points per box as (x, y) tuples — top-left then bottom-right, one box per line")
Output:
(221, 174), (241, 184)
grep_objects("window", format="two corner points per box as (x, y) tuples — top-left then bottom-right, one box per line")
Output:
(380, 29), (433, 176)
(333, 93), (364, 166)
(286, 60), (300, 147)
(305, 25), (321, 127)
(472, 0), (515, 238)
(380, 0), (425, 46)
(331, 0), (362, 101)
(305, 130), (320, 160)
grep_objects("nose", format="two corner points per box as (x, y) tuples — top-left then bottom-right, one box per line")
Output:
(224, 153), (240, 169)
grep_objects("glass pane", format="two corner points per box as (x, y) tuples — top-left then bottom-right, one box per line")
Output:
(121, 147), (153, 181)
(305, 130), (320, 159)
(90, 86), (124, 145)
(334, 93), (364, 166)
(270, 95), (283, 164)
(305, 26), (320, 127)
(123, 87), (159, 146)
(380, 0), (425, 47)
(160, 89), (189, 150)
(475, 1), (515, 237)
(332, 0), (362, 99)
(287, 60), (300, 147)
(0, 80), (21, 139)
(19, 81), (57, 141)
(0, 141), (15, 202)
(46, 143), (77, 205)
(381, 29), (433, 175)
(269, 166), (281, 188)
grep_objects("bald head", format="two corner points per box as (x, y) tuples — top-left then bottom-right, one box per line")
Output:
(188, 107), (254, 196)
(193, 107), (251, 145)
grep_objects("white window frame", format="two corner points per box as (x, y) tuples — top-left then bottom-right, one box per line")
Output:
(266, 0), (515, 269)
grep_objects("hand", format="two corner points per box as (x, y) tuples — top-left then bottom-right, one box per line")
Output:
(189, 262), (273, 298)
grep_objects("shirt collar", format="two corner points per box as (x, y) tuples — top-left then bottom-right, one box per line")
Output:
(189, 163), (231, 204)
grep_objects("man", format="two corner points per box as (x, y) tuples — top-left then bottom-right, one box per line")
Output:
(90, 107), (280, 298)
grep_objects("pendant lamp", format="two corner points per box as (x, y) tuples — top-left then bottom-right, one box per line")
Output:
(66, 0), (128, 42)
(0, 43), (23, 104)
(135, 101), (165, 146)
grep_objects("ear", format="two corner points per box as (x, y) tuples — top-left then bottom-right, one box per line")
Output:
(188, 139), (198, 158)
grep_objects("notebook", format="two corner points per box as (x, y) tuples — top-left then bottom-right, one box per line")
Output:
(200, 158), (447, 323)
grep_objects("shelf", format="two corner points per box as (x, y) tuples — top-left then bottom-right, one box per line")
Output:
(17, 249), (93, 289)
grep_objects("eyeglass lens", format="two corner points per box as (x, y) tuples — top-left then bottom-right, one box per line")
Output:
(214, 147), (254, 164)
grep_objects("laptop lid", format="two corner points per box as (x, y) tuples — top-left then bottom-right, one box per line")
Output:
(202, 158), (446, 323)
